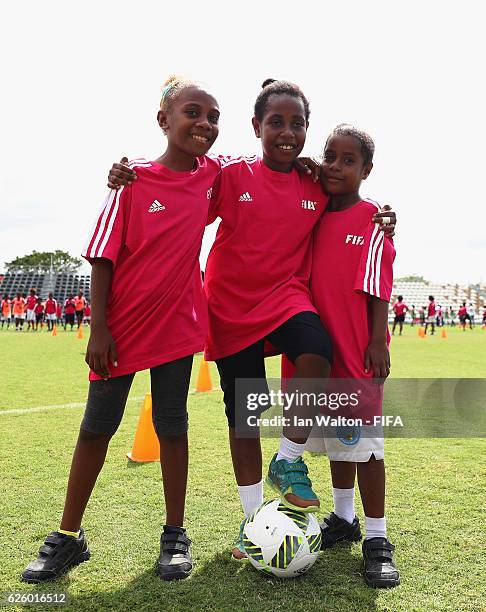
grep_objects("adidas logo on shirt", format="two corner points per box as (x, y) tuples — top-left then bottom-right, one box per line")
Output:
(238, 192), (253, 202)
(207, 187), (213, 199)
(301, 200), (317, 211)
(148, 199), (166, 213)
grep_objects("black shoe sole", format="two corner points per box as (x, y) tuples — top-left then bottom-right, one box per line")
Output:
(21, 550), (90, 584)
(363, 573), (400, 589)
(156, 565), (192, 581)
(321, 531), (362, 549)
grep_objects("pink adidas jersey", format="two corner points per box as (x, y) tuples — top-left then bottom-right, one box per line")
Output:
(45, 298), (57, 315)
(309, 199), (395, 378)
(26, 295), (37, 310)
(64, 298), (76, 314)
(393, 301), (407, 316)
(427, 301), (436, 317)
(204, 157), (328, 361)
(82, 156), (222, 380)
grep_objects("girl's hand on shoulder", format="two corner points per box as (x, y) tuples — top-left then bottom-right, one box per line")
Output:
(294, 157), (321, 182)
(108, 157), (137, 189)
(85, 325), (118, 380)
(364, 341), (390, 380)
(373, 204), (396, 237)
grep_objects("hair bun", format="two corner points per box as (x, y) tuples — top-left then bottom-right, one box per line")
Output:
(261, 78), (276, 88)
(162, 74), (183, 88)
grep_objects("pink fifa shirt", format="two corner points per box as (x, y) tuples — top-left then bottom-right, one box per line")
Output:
(26, 295), (38, 310)
(204, 157), (328, 361)
(64, 299), (76, 314)
(82, 156), (222, 380)
(309, 199), (395, 378)
(393, 302), (407, 316)
(45, 298), (57, 315)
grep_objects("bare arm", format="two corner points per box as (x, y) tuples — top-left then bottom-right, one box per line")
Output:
(364, 297), (390, 379)
(86, 258), (118, 379)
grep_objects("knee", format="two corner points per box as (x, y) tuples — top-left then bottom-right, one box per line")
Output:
(153, 412), (189, 438)
(294, 353), (331, 381)
(78, 428), (113, 444)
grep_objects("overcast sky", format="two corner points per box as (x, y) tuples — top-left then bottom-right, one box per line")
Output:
(1, 1), (484, 285)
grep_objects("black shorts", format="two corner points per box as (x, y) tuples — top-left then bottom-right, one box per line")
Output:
(81, 355), (193, 437)
(65, 313), (75, 324)
(35, 313), (44, 323)
(216, 311), (332, 427)
(76, 310), (84, 323)
(394, 314), (405, 323)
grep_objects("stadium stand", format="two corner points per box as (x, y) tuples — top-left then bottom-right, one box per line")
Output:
(391, 279), (485, 321)
(0, 272), (47, 298)
(0, 272), (90, 303)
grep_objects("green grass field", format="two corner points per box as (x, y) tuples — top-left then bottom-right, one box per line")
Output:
(1, 325), (485, 611)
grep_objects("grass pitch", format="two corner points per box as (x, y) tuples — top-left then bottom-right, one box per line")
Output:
(0, 325), (485, 611)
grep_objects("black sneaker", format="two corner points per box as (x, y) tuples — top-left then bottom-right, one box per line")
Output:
(362, 537), (400, 588)
(21, 530), (90, 583)
(156, 527), (192, 581)
(320, 512), (362, 549)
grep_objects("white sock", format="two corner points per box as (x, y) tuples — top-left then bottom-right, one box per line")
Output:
(333, 487), (355, 524)
(365, 516), (387, 540)
(237, 480), (264, 517)
(276, 436), (306, 462)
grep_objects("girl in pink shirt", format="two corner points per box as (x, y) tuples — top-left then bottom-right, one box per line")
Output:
(23, 76), (224, 584)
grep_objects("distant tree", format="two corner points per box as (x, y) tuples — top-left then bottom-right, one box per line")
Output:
(5, 250), (82, 274)
(396, 275), (428, 283)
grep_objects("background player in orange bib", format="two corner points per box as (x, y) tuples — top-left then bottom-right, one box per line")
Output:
(13, 292), (26, 331)
(1, 294), (12, 329)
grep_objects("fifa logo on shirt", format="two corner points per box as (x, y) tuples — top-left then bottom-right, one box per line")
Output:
(345, 234), (365, 245)
(301, 200), (317, 211)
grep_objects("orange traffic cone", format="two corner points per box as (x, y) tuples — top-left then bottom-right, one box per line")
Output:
(77, 325), (84, 339)
(127, 394), (160, 462)
(52, 325), (57, 337)
(196, 356), (212, 392)
(441, 328), (447, 339)
(418, 327), (424, 337)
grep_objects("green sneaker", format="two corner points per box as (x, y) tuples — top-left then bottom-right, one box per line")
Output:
(266, 453), (319, 513)
(231, 519), (248, 560)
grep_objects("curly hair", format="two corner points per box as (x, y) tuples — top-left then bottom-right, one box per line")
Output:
(326, 124), (375, 165)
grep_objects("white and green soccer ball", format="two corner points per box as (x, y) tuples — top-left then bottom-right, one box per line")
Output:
(243, 498), (321, 578)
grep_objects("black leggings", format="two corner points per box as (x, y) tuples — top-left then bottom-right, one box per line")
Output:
(81, 355), (194, 437)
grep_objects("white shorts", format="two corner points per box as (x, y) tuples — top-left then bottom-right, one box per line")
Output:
(26, 309), (36, 322)
(426, 315), (435, 324)
(46, 313), (57, 321)
(15, 313), (25, 320)
(305, 424), (384, 462)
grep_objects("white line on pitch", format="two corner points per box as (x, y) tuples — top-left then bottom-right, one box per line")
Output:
(0, 396), (146, 416)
